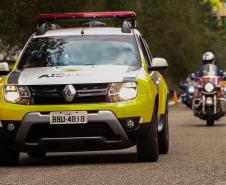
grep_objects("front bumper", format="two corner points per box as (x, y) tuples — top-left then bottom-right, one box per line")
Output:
(0, 92), (155, 152)
(1, 111), (149, 152)
(0, 93), (154, 123)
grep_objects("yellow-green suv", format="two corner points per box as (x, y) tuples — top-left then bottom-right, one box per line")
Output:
(0, 12), (169, 165)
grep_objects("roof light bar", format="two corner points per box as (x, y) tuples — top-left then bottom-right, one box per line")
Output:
(37, 11), (136, 21)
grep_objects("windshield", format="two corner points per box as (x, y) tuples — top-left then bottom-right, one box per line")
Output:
(201, 64), (219, 76)
(19, 35), (140, 69)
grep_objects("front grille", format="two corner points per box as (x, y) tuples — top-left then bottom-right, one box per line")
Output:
(26, 123), (119, 143)
(29, 84), (110, 105)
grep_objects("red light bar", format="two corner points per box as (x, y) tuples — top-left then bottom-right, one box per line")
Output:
(37, 11), (136, 21)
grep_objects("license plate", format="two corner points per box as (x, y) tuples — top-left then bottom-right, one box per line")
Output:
(50, 111), (88, 124)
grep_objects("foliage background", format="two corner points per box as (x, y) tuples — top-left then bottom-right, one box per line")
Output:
(0, 0), (226, 86)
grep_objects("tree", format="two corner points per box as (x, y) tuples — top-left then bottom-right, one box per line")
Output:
(0, 0), (225, 84)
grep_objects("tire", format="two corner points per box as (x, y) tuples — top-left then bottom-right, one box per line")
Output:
(158, 112), (169, 154)
(207, 117), (214, 126)
(137, 106), (159, 162)
(28, 152), (46, 158)
(188, 101), (192, 109)
(0, 144), (19, 166)
(206, 107), (215, 126)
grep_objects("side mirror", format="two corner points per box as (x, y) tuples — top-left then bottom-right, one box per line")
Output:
(0, 62), (10, 76)
(190, 73), (196, 80)
(223, 72), (226, 81)
(151, 58), (168, 71)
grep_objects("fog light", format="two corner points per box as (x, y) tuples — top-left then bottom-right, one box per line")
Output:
(126, 119), (135, 129)
(7, 123), (15, 131)
(0, 121), (2, 128)
(206, 97), (213, 105)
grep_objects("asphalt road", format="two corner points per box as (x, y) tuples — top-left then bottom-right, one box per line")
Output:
(1, 104), (226, 185)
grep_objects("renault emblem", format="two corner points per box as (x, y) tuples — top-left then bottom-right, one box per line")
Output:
(63, 85), (76, 102)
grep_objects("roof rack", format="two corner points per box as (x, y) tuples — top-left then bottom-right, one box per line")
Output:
(36, 11), (136, 35)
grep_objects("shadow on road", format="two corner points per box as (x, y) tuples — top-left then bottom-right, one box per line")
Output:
(179, 123), (226, 128)
(17, 152), (139, 167)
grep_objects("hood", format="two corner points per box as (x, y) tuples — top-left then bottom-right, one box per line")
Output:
(15, 65), (140, 85)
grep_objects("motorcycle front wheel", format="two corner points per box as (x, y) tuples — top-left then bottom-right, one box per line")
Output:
(206, 107), (215, 126)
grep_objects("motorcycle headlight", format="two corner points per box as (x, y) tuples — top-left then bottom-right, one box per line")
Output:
(204, 83), (214, 93)
(188, 87), (195, 93)
(223, 87), (226, 93)
(4, 85), (31, 105)
(108, 82), (138, 102)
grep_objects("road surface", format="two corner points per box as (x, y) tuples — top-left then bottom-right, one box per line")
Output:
(1, 104), (226, 185)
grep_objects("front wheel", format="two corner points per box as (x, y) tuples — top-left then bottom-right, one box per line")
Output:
(206, 107), (215, 126)
(206, 117), (214, 126)
(137, 106), (159, 162)
(0, 144), (19, 166)
(158, 112), (169, 154)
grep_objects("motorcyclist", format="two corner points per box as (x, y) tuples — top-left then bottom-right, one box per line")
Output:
(195, 52), (224, 78)
(184, 73), (196, 83)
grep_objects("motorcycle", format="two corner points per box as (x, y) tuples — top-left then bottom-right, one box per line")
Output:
(180, 73), (197, 108)
(180, 81), (196, 108)
(192, 64), (226, 126)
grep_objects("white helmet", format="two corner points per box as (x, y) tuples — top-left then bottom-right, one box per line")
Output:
(202, 52), (215, 64)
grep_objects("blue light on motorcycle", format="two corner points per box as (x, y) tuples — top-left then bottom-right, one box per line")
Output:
(188, 87), (195, 93)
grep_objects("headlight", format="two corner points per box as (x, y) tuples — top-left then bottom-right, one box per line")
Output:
(223, 87), (226, 93)
(188, 87), (195, 93)
(4, 85), (31, 105)
(108, 82), (138, 102)
(204, 83), (214, 93)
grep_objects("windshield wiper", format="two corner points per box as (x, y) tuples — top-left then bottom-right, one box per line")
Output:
(84, 64), (96, 65)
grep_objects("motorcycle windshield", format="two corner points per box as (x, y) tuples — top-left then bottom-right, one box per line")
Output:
(202, 64), (218, 76)
(200, 64), (221, 85)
